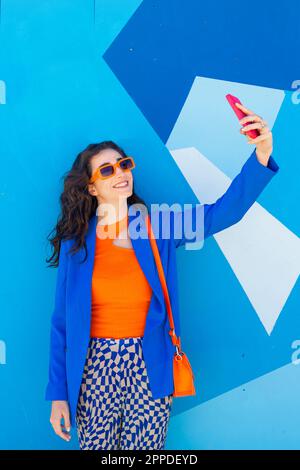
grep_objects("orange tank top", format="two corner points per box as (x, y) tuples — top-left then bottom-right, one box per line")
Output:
(90, 214), (153, 338)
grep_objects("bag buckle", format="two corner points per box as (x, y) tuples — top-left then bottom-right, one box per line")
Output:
(175, 345), (183, 360)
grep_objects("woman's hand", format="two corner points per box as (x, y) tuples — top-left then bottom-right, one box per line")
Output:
(50, 400), (72, 442)
(235, 102), (273, 166)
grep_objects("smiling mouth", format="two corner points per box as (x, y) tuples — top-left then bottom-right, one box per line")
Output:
(113, 181), (129, 188)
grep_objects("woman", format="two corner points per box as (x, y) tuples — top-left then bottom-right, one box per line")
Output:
(45, 102), (279, 450)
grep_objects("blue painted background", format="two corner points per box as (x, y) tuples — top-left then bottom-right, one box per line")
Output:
(0, 0), (299, 450)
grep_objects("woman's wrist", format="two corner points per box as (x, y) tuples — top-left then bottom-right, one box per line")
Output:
(256, 149), (272, 167)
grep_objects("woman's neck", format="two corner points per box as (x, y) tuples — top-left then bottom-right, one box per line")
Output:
(97, 201), (128, 225)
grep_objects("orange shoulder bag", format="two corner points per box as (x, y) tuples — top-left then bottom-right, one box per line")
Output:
(146, 214), (196, 397)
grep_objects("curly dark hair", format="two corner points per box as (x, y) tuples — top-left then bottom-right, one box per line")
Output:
(46, 140), (148, 267)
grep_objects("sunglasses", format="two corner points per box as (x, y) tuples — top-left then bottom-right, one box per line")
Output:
(89, 156), (136, 184)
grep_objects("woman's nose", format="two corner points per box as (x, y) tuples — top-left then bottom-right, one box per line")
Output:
(115, 165), (124, 175)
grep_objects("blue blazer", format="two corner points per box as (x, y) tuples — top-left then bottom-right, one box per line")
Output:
(45, 149), (279, 427)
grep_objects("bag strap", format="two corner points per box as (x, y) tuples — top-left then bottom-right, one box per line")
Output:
(145, 214), (181, 350)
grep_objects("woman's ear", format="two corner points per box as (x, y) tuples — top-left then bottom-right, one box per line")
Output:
(87, 183), (97, 196)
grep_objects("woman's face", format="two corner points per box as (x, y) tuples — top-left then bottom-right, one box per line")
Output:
(88, 149), (134, 203)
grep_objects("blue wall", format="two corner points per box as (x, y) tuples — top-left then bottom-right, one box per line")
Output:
(0, 0), (299, 449)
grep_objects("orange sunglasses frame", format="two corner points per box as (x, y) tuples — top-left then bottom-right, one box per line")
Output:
(89, 156), (136, 184)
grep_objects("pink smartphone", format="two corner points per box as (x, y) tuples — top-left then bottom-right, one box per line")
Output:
(226, 93), (259, 139)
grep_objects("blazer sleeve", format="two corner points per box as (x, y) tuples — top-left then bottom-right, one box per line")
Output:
(173, 148), (280, 248)
(44, 239), (69, 401)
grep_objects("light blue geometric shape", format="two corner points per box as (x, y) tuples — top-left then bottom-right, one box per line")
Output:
(166, 362), (300, 450)
(166, 76), (284, 177)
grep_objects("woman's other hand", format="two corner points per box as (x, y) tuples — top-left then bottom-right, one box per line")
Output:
(50, 400), (72, 442)
(235, 101), (273, 166)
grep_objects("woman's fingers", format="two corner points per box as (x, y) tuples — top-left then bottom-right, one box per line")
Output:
(50, 400), (72, 442)
(50, 411), (71, 441)
(241, 121), (269, 133)
(62, 410), (72, 436)
(233, 102), (273, 154)
(51, 419), (71, 441)
(239, 114), (264, 126)
(235, 102), (254, 115)
(246, 131), (272, 144)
